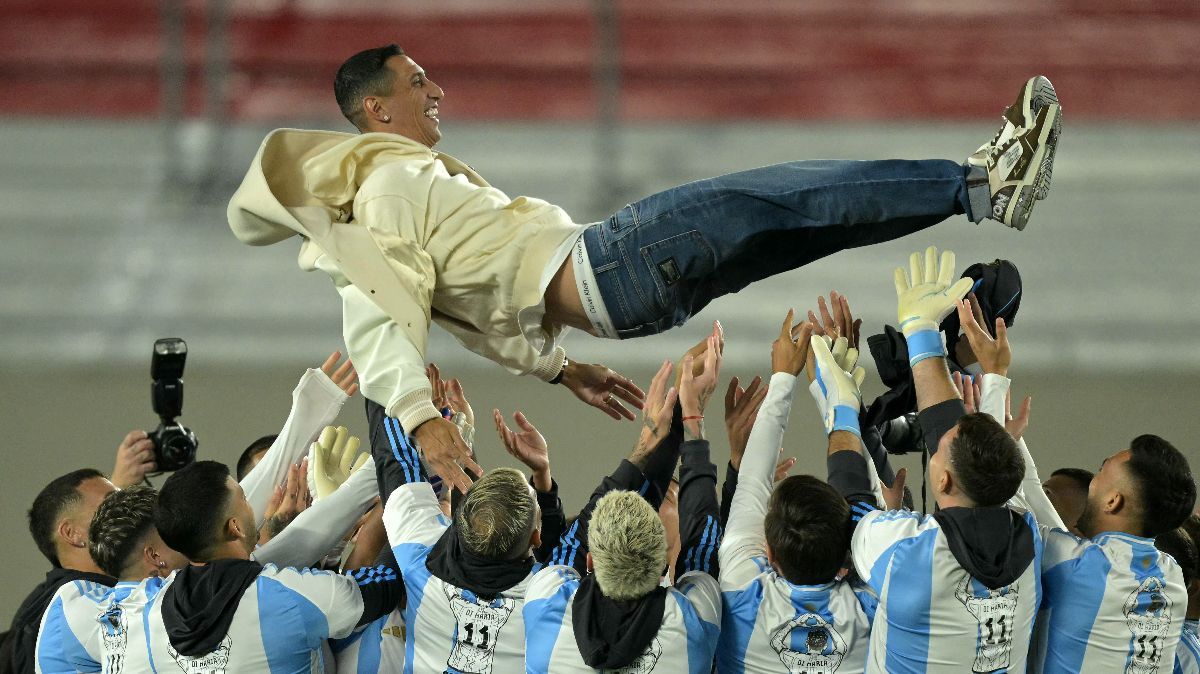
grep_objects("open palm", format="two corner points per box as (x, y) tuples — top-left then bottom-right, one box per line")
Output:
(493, 410), (549, 473)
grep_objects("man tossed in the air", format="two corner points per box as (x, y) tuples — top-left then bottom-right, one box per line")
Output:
(229, 44), (1062, 493)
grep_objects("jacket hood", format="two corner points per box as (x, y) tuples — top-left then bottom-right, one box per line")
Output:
(227, 129), (434, 247)
(161, 559), (262, 657)
(934, 506), (1035, 589)
(425, 522), (533, 599)
(571, 574), (667, 669)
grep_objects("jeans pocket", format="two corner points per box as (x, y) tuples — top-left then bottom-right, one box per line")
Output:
(638, 230), (716, 325)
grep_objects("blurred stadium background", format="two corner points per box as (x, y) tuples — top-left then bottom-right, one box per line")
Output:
(2, 0), (1198, 618)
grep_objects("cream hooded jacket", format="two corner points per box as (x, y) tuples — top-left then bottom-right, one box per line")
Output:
(228, 129), (581, 431)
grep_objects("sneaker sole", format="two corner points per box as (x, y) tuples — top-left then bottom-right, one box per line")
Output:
(1024, 76), (1062, 200)
(1006, 103), (1060, 231)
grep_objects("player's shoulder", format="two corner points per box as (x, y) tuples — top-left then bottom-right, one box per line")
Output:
(527, 565), (581, 603)
(856, 507), (937, 538)
(56, 577), (114, 609)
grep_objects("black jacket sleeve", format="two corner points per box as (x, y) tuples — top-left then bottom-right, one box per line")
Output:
(546, 459), (648, 574)
(639, 403), (684, 504)
(365, 398), (428, 506)
(918, 398), (968, 456)
(346, 564), (407, 627)
(860, 421), (897, 485)
(533, 478), (566, 565)
(719, 461), (739, 527)
(675, 440), (722, 581)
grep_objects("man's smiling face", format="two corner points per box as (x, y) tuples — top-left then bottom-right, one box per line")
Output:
(377, 55), (444, 147)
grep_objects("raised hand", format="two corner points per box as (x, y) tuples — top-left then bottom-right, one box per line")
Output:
(675, 320), (725, 389)
(808, 291), (862, 350)
(880, 467), (909, 511)
(680, 333), (723, 440)
(445, 378), (474, 428)
(309, 425), (369, 501)
(809, 335), (867, 436)
(320, 350), (359, 397)
(956, 297), (1012, 376)
(259, 458), (310, 544)
(632, 359), (679, 466)
(952, 371), (984, 414)
(772, 309), (814, 376)
(561, 360), (646, 421)
(725, 375), (768, 471)
(493, 409), (550, 478)
(894, 247), (975, 366)
(413, 417), (484, 495)
(1005, 391), (1033, 441)
(111, 430), (157, 488)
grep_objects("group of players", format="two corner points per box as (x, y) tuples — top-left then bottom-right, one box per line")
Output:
(6, 43), (1198, 674)
(15, 245), (1200, 674)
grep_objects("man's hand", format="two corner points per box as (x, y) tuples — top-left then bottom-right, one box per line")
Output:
(309, 426), (369, 501)
(675, 320), (725, 389)
(774, 454), (797, 483)
(111, 430), (157, 488)
(956, 298), (1012, 377)
(493, 409), (552, 491)
(772, 309), (814, 376)
(680, 333), (722, 440)
(560, 361), (646, 421)
(881, 467), (909, 511)
(320, 350), (359, 397)
(809, 335), (867, 436)
(632, 359), (679, 467)
(413, 417), (484, 495)
(894, 246), (975, 367)
(807, 291), (862, 350)
(259, 458), (310, 544)
(1006, 391), (1032, 441)
(952, 371), (983, 414)
(725, 375), (767, 471)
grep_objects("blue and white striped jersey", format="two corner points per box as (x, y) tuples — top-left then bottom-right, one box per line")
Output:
(717, 372), (876, 674)
(522, 566), (721, 674)
(1034, 529), (1187, 674)
(385, 481), (534, 674)
(113, 564), (365, 673)
(852, 508), (1044, 674)
(34, 577), (114, 673)
(1176, 619), (1200, 674)
(331, 608), (407, 674)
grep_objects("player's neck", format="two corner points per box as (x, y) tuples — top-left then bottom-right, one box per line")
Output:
(1082, 514), (1142, 540)
(57, 545), (106, 576)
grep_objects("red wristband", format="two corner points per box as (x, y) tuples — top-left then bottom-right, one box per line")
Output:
(682, 415), (704, 421)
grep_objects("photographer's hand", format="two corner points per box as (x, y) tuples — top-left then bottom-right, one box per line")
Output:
(112, 430), (157, 487)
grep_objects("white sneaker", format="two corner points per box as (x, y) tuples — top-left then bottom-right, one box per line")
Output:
(968, 76), (1063, 230)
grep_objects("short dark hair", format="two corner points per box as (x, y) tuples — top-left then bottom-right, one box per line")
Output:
(764, 475), (850, 584)
(949, 413), (1024, 507)
(334, 44), (405, 130)
(236, 434), (277, 481)
(1155, 527), (1198, 586)
(28, 468), (106, 567)
(1050, 467), (1094, 492)
(1126, 434), (1196, 537)
(89, 486), (157, 578)
(154, 461), (232, 561)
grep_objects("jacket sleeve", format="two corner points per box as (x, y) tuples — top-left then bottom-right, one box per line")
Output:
(675, 440), (722, 581)
(719, 372), (796, 591)
(241, 367), (349, 526)
(533, 479), (567, 565)
(978, 374), (1067, 530)
(252, 459), (379, 568)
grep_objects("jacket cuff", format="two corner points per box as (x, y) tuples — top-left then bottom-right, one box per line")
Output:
(533, 478), (560, 505)
(529, 346), (567, 382)
(388, 387), (441, 435)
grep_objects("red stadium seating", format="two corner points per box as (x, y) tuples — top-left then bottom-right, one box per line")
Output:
(1, 0), (1197, 120)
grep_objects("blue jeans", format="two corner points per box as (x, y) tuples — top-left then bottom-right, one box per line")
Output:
(582, 159), (973, 337)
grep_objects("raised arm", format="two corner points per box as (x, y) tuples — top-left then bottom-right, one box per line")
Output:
(493, 409), (566, 564)
(894, 246), (975, 451)
(674, 331), (724, 581)
(242, 351), (357, 525)
(719, 312), (812, 588)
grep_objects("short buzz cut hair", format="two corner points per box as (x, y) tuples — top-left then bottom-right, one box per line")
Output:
(334, 44), (405, 131)
(589, 491), (666, 600)
(1126, 434), (1196, 538)
(154, 461), (233, 561)
(89, 486), (157, 578)
(1050, 467), (1094, 491)
(457, 468), (536, 561)
(236, 434), (276, 481)
(764, 475), (850, 584)
(1155, 527), (1198, 586)
(27, 468), (107, 567)
(949, 413), (1024, 507)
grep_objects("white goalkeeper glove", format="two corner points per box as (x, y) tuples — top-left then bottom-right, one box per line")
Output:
(893, 246), (976, 367)
(809, 335), (867, 436)
(308, 425), (369, 502)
